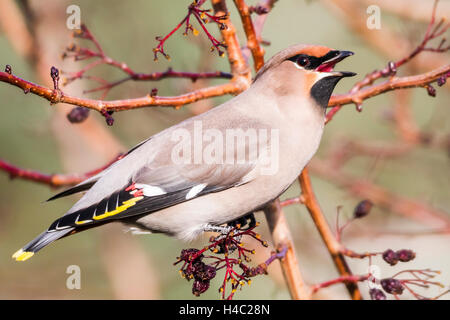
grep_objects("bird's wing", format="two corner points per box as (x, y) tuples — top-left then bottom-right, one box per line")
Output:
(13, 158), (258, 260)
(44, 106), (273, 233)
(44, 158), (258, 234)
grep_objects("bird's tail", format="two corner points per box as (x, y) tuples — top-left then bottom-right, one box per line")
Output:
(12, 228), (74, 261)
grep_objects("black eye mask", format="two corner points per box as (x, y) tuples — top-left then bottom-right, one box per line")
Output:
(287, 50), (340, 71)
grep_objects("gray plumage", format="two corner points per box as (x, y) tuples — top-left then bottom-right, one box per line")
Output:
(13, 44), (355, 261)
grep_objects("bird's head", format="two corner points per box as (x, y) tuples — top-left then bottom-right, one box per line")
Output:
(254, 44), (356, 108)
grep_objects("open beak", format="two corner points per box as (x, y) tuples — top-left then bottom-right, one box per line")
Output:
(316, 50), (356, 77)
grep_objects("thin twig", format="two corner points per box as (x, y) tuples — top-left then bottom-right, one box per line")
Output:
(311, 274), (370, 294)
(0, 154), (123, 187)
(62, 24), (232, 98)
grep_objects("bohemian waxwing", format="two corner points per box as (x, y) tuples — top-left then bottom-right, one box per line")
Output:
(13, 44), (355, 261)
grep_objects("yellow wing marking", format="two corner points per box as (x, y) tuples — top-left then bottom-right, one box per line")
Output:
(92, 196), (143, 221)
(12, 249), (35, 261)
(12, 196), (144, 262)
(75, 220), (91, 225)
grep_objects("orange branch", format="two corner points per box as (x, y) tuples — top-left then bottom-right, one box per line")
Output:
(263, 200), (311, 299)
(0, 70), (241, 112)
(233, 0), (266, 71)
(0, 155), (123, 187)
(0, 0), (34, 61)
(211, 0), (252, 86)
(2, 63), (447, 119)
(328, 64), (450, 108)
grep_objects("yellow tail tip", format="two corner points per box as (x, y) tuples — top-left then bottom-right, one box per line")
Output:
(12, 249), (23, 259)
(12, 249), (34, 261)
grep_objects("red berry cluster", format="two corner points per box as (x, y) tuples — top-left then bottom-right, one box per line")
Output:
(177, 249), (217, 296)
(174, 221), (273, 300)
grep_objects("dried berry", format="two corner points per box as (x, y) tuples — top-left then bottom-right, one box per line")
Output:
(382, 249), (399, 266)
(105, 116), (114, 126)
(179, 248), (203, 262)
(194, 264), (216, 281)
(381, 278), (404, 295)
(5, 65), (12, 74)
(369, 288), (387, 300)
(67, 107), (90, 123)
(353, 200), (373, 219)
(396, 249), (416, 262)
(427, 85), (436, 97)
(249, 5), (269, 15)
(184, 261), (205, 280)
(192, 280), (210, 296)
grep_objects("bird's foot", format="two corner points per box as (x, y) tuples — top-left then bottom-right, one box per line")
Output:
(204, 213), (256, 239)
(203, 224), (238, 253)
(203, 224), (234, 235)
(203, 214), (257, 253)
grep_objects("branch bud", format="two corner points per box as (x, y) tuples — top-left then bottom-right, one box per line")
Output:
(50, 66), (60, 90)
(437, 75), (447, 86)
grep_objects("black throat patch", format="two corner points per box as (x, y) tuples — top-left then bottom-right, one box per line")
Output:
(310, 76), (343, 109)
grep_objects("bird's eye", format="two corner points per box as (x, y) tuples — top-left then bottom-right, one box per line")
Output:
(296, 56), (310, 67)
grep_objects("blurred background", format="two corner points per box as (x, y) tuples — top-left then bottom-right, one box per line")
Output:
(0, 0), (449, 299)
